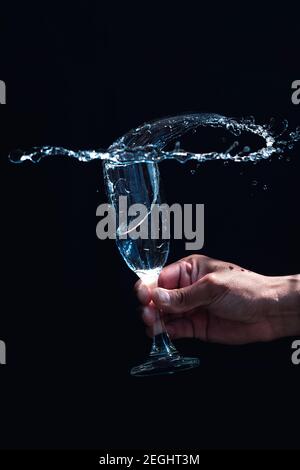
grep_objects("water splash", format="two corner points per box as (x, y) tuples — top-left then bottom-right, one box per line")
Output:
(9, 113), (300, 166)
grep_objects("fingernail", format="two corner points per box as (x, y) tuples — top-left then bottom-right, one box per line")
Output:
(155, 288), (171, 305)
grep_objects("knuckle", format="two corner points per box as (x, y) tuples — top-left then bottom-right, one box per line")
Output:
(181, 260), (193, 273)
(185, 254), (206, 264)
(195, 254), (207, 261)
(203, 273), (228, 305)
(204, 272), (219, 286)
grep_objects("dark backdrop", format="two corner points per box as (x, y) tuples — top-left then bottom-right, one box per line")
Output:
(0, 3), (299, 449)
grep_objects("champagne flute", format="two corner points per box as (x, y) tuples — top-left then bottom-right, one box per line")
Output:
(103, 159), (200, 376)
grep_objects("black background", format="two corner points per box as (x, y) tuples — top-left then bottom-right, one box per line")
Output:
(0, 3), (300, 449)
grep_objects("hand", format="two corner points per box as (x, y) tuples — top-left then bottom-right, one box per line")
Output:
(135, 255), (300, 345)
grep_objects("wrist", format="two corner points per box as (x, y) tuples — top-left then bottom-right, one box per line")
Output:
(268, 275), (300, 338)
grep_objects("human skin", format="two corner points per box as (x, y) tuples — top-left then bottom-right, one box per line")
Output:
(134, 255), (300, 345)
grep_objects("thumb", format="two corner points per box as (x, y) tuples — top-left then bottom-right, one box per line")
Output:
(152, 274), (221, 314)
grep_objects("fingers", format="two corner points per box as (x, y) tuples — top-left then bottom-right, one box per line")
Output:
(145, 318), (194, 339)
(141, 304), (186, 327)
(134, 256), (200, 306)
(157, 254), (217, 290)
(166, 319), (195, 339)
(158, 259), (193, 289)
(141, 303), (203, 341)
(134, 280), (152, 306)
(135, 255), (217, 307)
(141, 304), (157, 326)
(152, 273), (225, 314)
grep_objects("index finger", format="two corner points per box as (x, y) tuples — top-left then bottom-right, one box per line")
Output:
(158, 259), (193, 290)
(134, 279), (152, 305)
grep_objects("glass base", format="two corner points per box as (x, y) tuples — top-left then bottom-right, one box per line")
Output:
(130, 354), (200, 377)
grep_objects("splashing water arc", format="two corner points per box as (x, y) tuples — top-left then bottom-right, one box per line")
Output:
(9, 113), (300, 166)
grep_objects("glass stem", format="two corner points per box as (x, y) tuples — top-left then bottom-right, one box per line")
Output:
(137, 270), (179, 359)
(150, 310), (178, 358)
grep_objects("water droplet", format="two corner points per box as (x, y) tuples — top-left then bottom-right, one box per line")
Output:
(243, 146), (251, 153)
